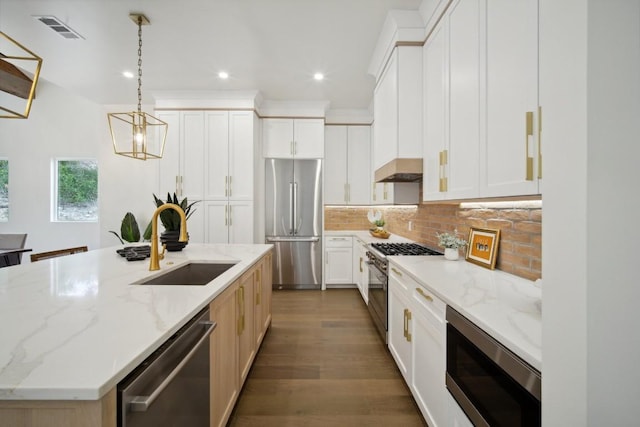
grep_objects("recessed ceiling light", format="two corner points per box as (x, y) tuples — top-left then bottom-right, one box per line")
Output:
(313, 73), (324, 81)
(218, 71), (229, 79)
(122, 71), (134, 79)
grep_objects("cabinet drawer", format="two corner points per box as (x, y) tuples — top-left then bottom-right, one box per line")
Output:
(325, 236), (353, 248)
(412, 284), (446, 322)
(388, 263), (417, 293)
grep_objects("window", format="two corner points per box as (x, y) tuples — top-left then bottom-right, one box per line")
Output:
(54, 159), (98, 222)
(0, 159), (7, 222)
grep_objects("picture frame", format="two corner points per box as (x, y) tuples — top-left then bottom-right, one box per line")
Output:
(465, 227), (500, 270)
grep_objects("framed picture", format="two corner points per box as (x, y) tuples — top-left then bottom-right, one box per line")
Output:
(466, 227), (500, 270)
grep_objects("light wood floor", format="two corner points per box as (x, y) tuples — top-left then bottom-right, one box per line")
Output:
(227, 289), (427, 427)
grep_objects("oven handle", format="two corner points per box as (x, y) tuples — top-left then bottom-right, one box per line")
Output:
(366, 260), (387, 284)
(129, 320), (217, 412)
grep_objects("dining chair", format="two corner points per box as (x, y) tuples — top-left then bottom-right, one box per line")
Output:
(0, 233), (28, 267)
(30, 246), (88, 263)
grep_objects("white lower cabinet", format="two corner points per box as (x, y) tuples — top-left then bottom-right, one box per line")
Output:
(352, 238), (368, 303)
(324, 236), (353, 285)
(204, 201), (254, 244)
(388, 261), (447, 427)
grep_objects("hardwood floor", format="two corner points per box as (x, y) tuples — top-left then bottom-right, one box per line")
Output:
(227, 289), (427, 427)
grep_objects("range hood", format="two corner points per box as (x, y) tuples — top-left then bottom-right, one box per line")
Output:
(374, 158), (423, 183)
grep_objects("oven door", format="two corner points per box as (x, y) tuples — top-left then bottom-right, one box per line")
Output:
(446, 306), (541, 427)
(367, 258), (387, 342)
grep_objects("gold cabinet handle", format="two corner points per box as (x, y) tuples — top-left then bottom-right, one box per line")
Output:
(391, 267), (402, 277)
(405, 309), (412, 342)
(224, 205), (228, 226)
(403, 308), (408, 339)
(538, 106), (542, 179)
(525, 111), (534, 181)
(416, 287), (433, 302)
(229, 205), (232, 227)
(224, 176), (228, 197)
(439, 150), (448, 192)
(229, 176), (233, 197)
(359, 257), (363, 273)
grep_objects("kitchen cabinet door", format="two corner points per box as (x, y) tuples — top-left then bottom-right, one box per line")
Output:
(481, 0), (540, 197)
(205, 201), (254, 244)
(180, 111), (206, 200)
(353, 238), (368, 303)
(228, 111), (254, 201)
(347, 126), (371, 205)
(423, 0), (481, 201)
(324, 126), (348, 204)
(210, 282), (239, 427)
(205, 111), (230, 200)
(388, 274), (412, 384)
(156, 111), (181, 196)
(411, 286), (447, 427)
(254, 252), (272, 348)
(238, 269), (256, 385)
(263, 118), (324, 159)
(325, 236), (353, 285)
(447, 392), (474, 427)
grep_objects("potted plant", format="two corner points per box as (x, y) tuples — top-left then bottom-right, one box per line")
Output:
(109, 212), (152, 244)
(436, 230), (467, 260)
(153, 192), (198, 251)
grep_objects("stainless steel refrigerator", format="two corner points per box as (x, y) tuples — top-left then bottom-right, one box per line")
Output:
(265, 158), (322, 289)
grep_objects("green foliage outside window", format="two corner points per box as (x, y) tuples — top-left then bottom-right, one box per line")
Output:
(0, 160), (7, 222)
(57, 160), (98, 221)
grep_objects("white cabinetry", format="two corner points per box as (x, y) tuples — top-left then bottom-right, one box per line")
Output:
(324, 236), (353, 285)
(352, 237), (368, 303)
(373, 46), (423, 170)
(423, 0), (481, 201)
(155, 110), (255, 244)
(388, 261), (447, 427)
(481, 0), (540, 197)
(263, 118), (324, 158)
(324, 125), (371, 205)
(447, 393), (473, 427)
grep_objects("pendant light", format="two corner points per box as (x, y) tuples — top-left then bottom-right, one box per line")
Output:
(0, 31), (43, 119)
(108, 14), (167, 160)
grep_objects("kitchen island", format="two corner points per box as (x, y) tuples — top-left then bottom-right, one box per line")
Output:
(0, 243), (272, 426)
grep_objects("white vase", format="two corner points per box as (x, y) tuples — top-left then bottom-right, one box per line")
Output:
(444, 248), (459, 261)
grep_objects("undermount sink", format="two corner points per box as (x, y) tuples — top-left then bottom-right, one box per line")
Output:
(134, 262), (237, 286)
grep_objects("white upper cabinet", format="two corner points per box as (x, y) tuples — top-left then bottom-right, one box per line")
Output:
(324, 125), (371, 205)
(423, 0), (481, 201)
(480, 0), (540, 197)
(263, 118), (324, 159)
(205, 111), (254, 201)
(422, 0), (540, 201)
(373, 46), (423, 171)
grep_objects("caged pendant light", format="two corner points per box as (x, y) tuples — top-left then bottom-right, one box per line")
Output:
(108, 14), (167, 160)
(0, 31), (43, 119)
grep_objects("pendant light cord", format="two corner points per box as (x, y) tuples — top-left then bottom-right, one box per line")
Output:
(137, 16), (143, 114)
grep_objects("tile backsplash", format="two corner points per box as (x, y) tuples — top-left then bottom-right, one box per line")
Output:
(324, 202), (542, 281)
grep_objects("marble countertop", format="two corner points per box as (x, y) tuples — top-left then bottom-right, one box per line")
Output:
(0, 243), (272, 401)
(389, 256), (542, 371)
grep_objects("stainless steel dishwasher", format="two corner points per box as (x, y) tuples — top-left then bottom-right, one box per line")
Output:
(117, 307), (215, 427)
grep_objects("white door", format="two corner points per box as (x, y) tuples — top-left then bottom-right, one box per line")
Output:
(325, 247), (353, 284)
(228, 201), (254, 244)
(156, 110), (180, 196)
(481, 0), (539, 197)
(263, 118), (293, 158)
(204, 111), (229, 200)
(180, 111), (205, 200)
(324, 126), (348, 204)
(388, 278), (412, 384)
(293, 119), (324, 158)
(347, 126), (371, 205)
(204, 201), (229, 243)
(228, 111), (254, 201)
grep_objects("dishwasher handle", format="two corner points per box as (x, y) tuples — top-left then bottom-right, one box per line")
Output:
(129, 320), (216, 412)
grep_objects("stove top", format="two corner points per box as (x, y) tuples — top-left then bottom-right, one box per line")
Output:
(369, 242), (442, 257)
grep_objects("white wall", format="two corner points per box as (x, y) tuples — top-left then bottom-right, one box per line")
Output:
(0, 79), (160, 257)
(541, 0), (640, 424)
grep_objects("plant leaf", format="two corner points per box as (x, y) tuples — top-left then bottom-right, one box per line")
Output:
(121, 212), (141, 242)
(142, 220), (153, 241)
(109, 230), (124, 245)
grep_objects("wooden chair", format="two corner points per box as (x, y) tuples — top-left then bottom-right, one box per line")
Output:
(0, 233), (28, 267)
(30, 246), (88, 263)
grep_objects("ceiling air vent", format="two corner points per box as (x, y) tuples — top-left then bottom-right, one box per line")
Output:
(33, 16), (84, 40)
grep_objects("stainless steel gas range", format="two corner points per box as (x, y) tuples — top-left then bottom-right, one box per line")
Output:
(365, 242), (442, 343)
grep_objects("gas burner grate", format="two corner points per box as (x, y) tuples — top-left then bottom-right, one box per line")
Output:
(370, 242), (442, 256)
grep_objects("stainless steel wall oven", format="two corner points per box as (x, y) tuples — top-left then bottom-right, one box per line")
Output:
(446, 306), (541, 426)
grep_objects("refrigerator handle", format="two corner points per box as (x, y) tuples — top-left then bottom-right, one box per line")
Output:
(289, 182), (294, 235)
(293, 182), (298, 235)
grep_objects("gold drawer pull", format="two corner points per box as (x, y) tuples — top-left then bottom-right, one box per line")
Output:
(391, 267), (402, 276)
(416, 287), (433, 302)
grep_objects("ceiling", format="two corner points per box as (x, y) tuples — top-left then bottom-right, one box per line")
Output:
(0, 0), (423, 110)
